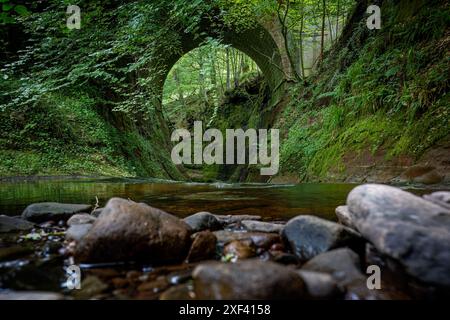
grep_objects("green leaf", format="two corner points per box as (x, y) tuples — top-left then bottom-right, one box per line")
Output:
(2, 3), (13, 11)
(14, 4), (29, 16)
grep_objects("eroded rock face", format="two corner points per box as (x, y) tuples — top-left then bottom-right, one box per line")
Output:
(281, 215), (361, 261)
(183, 212), (222, 232)
(193, 259), (306, 299)
(347, 184), (450, 287)
(74, 198), (192, 264)
(22, 203), (92, 223)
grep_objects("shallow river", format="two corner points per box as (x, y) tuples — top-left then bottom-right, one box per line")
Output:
(0, 177), (435, 221)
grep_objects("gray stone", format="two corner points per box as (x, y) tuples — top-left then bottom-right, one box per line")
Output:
(183, 212), (222, 232)
(335, 206), (356, 229)
(281, 215), (361, 261)
(193, 259), (306, 299)
(423, 191), (450, 210)
(214, 214), (261, 224)
(74, 198), (192, 263)
(347, 184), (450, 287)
(67, 214), (97, 226)
(22, 202), (92, 223)
(0, 215), (34, 233)
(301, 248), (365, 288)
(66, 224), (93, 242)
(297, 270), (341, 299)
(241, 220), (284, 233)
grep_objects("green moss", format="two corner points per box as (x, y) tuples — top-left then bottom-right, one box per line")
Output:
(277, 1), (450, 182)
(0, 91), (181, 179)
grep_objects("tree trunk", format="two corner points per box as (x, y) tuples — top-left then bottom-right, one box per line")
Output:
(320, 0), (326, 61)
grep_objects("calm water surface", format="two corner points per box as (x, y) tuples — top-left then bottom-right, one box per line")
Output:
(0, 177), (436, 221)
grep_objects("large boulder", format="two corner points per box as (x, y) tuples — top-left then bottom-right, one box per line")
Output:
(22, 203), (92, 223)
(192, 259), (306, 299)
(347, 184), (450, 287)
(281, 215), (361, 261)
(183, 212), (222, 232)
(74, 198), (192, 264)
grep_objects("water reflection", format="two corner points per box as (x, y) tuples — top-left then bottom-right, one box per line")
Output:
(0, 177), (437, 221)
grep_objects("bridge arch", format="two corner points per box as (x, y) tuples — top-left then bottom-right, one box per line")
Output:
(150, 18), (290, 114)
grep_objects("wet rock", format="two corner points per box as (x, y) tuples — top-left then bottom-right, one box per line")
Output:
(183, 212), (222, 232)
(73, 276), (108, 299)
(223, 240), (256, 259)
(67, 214), (97, 226)
(0, 215), (34, 233)
(22, 203), (92, 223)
(414, 170), (443, 185)
(137, 276), (169, 294)
(186, 231), (217, 263)
(74, 198), (191, 264)
(213, 230), (281, 250)
(347, 184), (450, 287)
(423, 191), (450, 210)
(302, 248), (365, 288)
(66, 224), (93, 242)
(335, 206), (356, 229)
(193, 259), (306, 299)
(281, 215), (361, 261)
(241, 220), (284, 233)
(297, 270), (341, 299)
(160, 284), (195, 300)
(214, 214), (261, 224)
(167, 269), (193, 285)
(0, 291), (64, 300)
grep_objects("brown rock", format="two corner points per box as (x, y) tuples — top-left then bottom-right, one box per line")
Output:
(193, 259), (306, 299)
(186, 231), (217, 263)
(74, 198), (192, 264)
(223, 240), (256, 259)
